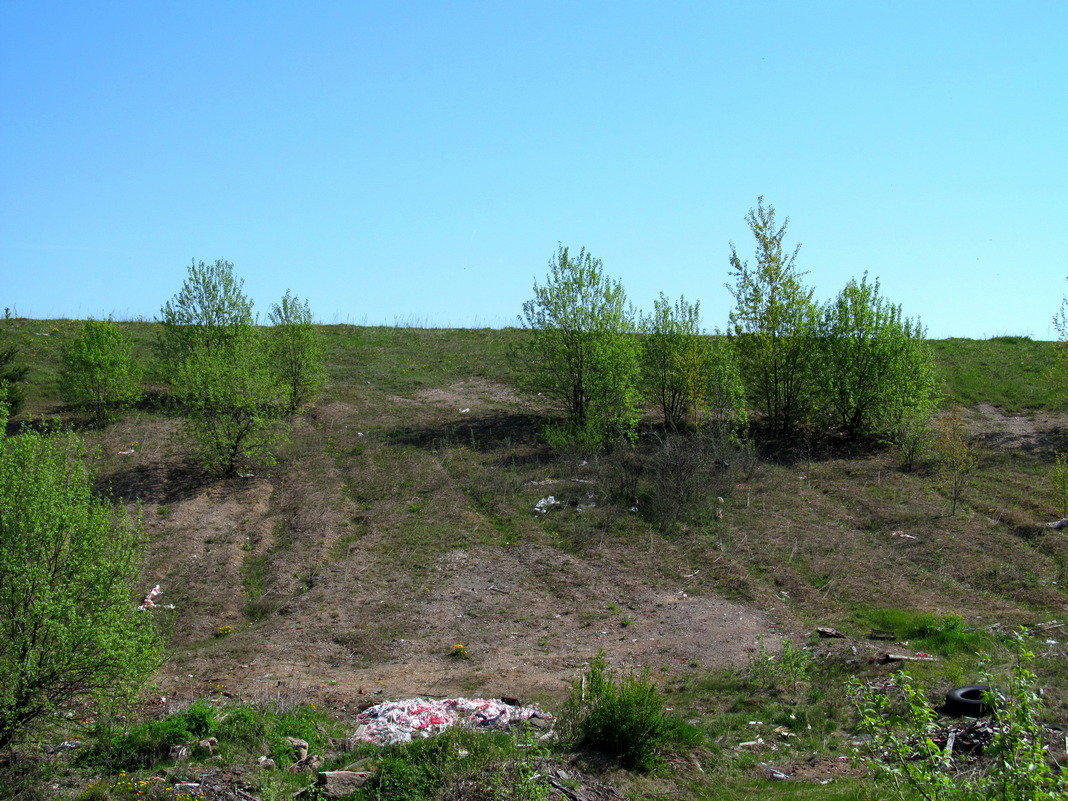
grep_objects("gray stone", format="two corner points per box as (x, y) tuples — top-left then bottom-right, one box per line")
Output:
(316, 771), (372, 798)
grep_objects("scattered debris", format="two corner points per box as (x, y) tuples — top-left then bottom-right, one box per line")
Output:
(817, 627), (844, 639)
(459, 408), (470, 414)
(759, 762), (792, 780)
(138, 585), (162, 611)
(351, 697), (551, 745)
(117, 448), (135, 456)
(871, 652), (938, 664)
(534, 496), (560, 513)
(1048, 519), (1068, 529)
(890, 531), (917, 540)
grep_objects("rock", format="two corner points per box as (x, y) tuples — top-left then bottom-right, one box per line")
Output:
(285, 736), (309, 761)
(290, 754), (325, 774)
(256, 756), (277, 769)
(816, 627), (844, 638)
(317, 771), (372, 798)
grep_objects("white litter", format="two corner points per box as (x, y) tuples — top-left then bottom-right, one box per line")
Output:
(534, 496), (560, 514)
(352, 698), (550, 745)
(138, 585), (162, 611)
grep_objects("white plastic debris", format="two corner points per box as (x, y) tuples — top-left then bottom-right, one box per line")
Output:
(352, 698), (550, 745)
(534, 496), (560, 514)
(138, 584), (162, 610)
(459, 408), (470, 414)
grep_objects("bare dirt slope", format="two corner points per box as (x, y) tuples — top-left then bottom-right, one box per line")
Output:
(91, 381), (787, 711)
(88, 386), (1068, 714)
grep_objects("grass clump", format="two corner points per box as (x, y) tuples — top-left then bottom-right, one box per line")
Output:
(76, 700), (217, 772)
(562, 651), (674, 772)
(859, 609), (992, 656)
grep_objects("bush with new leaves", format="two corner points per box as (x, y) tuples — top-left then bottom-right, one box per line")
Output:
(60, 317), (143, 424)
(0, 413), (162, 748)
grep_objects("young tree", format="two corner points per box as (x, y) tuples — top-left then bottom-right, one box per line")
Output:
(157, 259), (255, 371)
(268, 290), (327, 414)
(516, 245), (640, 447)
(159, 260), (287, 475)
(59, 318), (143, 425)
(640, 294), (747, 437)
(0, 335), (29, 418)
(172, 332), (287, 477)
(816, 274), (936, 441)
(0, 414), (162, 747)
(934, 406), (977, 516)
(726, 198), (817, 436)
(640, 294), (705, 430)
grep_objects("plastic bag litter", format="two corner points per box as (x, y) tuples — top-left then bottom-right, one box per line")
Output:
(534, 496), (560, 514)
(138, 584), (162, 610)
(352, 697), (550, 745)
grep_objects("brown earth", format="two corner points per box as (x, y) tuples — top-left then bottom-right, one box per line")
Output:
(90, 380), (789, 714)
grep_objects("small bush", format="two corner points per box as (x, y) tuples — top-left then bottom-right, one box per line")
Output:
(563, 651), (670, 771)
(747, 637), (815, 693)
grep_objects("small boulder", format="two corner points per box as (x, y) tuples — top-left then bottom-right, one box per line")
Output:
(316, 771), (372, 798)
(285, 736), (309, 761)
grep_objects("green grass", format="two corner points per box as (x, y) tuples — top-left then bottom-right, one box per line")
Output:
(852, 608), (995, 656)
(930, 336), (1063, 411)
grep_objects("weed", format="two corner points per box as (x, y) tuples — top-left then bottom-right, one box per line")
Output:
(562, 651), (672, 772)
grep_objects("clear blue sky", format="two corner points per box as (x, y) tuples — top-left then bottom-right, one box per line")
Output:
(2, 2), (1065, 338)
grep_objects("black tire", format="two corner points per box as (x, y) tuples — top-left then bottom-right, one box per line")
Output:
(945, 685), (996, 717)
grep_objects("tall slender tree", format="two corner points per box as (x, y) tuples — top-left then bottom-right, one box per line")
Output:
(726, 198), (817, 436)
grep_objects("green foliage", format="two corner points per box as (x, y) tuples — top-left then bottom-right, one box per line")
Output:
(641, 293), (705, 430)
(853, 632), (1068, 801)
(748, 638), (816, 694)
(516, 245), (641, 447)
(0, 416), (162, 748)
(59, 318), (143, 424)
(639, 296), (747, 438)
(171, 333), (287, 477)
(816, 274), (936, 441)
(159, 260), (288, 475)
(563, 651), (670, 771)
(933, 407), (977, 516)
(156, 259), (256, 371)
(268, 290), (326, 413)
(726, 197), (818, 436)
(0, 331), (29, 417)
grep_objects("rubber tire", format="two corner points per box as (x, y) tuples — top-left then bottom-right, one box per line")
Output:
(945, 685), (995, 717)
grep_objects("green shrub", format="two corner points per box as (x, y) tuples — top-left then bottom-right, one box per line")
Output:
(563, 651), (670, 771)
(59, 318), (143, 424)
(747, 637), (815, 693)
